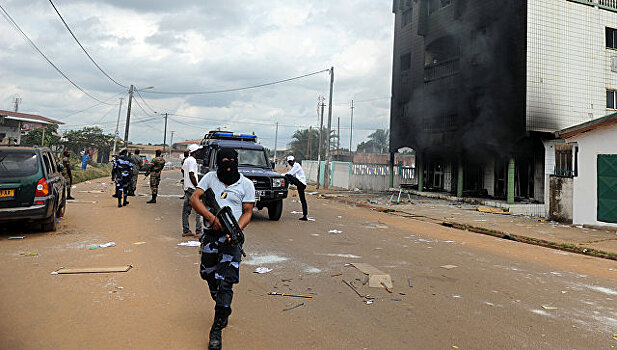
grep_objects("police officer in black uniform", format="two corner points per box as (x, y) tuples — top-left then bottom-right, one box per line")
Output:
(113, 149), (133, 208)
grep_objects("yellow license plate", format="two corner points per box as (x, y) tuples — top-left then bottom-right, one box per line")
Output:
(0, 189), (15, 198)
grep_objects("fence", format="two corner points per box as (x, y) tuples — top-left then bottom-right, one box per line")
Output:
(302, 160), (415, 192)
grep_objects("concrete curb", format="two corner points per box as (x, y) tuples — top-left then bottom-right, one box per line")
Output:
(319, 195), (617, 262)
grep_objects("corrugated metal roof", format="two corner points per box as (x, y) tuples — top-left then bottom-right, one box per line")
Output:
(0, 109), (64, 125)
(556, 112), (617, 139)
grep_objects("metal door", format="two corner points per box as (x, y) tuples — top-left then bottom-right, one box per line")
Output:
(597, 154), (617, 223)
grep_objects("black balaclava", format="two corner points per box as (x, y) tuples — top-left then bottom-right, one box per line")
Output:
(217, 148), (240, 185)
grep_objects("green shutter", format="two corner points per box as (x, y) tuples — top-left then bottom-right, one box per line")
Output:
(597, 155), (617, 223)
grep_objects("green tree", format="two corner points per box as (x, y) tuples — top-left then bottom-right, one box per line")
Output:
(356, 129), (389, 154)
(21, 124), (61, 148)
(62, 126), (115, 157)
(287, 128), (336, 161)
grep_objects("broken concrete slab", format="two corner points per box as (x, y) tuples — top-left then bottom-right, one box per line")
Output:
(351, 262), (393, 289)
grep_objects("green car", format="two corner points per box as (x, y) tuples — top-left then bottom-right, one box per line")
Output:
(0, 146), (67, 231)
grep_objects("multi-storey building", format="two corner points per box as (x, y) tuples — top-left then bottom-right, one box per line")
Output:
(390, 0), (617, 204)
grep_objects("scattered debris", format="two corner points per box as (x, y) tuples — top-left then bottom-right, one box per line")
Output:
(88, 247), (97, 250)
(268, 291), (313, 298)
(440, 265), (458, 270)
(381, 282), (393, 294)
(351, 263), (393, 289)
(50, 271), (58, 275)
(254, 267), (273, 274)
(541, 305), (558, 310)
(177, 241), (200, 247)
(8, 236), (24, 240)
(133, 241), (147, 245)
(502, 234), (519, 241)
(330, 273), (343, 277)
(68, 200), (97, 204)
(343, 279), (365, 298)
(307, 217), (316, 221)
(365, 300), (373, 305)
(24, 252), (38, 256)
(390, 298), (401, 302)
(290, 211), (303, 214)
(306, 192), (318, 195)
(328, 229), (342, 234)
(476, 206), (510, 215)
(71, 185), (77, 189)
(78, 190), (105, 194)
(99, 242), (116, 248)
(282, 302), (305, 311)
(53, 265), (133, 274)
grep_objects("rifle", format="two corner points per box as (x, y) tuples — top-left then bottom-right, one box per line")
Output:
(203, 188), (246, 257)
(144, 166), (151, 177)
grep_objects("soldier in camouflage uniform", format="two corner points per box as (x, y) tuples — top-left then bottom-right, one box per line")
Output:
(146, 149), (166, 203)
(129, 149), (143, 196)
(59, 150), (74, 200)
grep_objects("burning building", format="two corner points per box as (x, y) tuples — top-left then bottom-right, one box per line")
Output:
(390, 0), (617, 205)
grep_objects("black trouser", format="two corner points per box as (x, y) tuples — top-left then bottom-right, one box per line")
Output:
(285, 174), (307, 217)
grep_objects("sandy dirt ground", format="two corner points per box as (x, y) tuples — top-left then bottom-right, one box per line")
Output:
(1, 171), (617, 349)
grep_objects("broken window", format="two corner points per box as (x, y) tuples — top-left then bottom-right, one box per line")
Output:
(554, 144), (575, 178)
(607, 27), (617, 49)
(428, 0), (452, 14)
(607, 89), (617, 109)
(400, 53), (411, 71)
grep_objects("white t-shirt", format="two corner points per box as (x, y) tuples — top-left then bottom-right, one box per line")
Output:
(283, 162), (306, 185)
(182, 156), (198, 191)
(197, 171), (256, 221)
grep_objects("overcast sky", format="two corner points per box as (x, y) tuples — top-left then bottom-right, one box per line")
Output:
(0, 0), (393, 151)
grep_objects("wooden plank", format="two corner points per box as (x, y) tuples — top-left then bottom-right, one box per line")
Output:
(351, 263), (393, 289)
(55, 265), (133, 274)
(476, 206), (510, 215)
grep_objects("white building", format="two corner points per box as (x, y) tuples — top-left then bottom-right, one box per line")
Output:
(556, 112), (617, 228)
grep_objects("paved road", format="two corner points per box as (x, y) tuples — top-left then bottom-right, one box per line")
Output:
(1, 171), (617, 349)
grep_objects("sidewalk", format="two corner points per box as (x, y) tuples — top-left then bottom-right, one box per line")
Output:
(308, 187), (617, 261)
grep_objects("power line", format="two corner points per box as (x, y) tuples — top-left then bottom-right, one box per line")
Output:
(0, 3), (116, 105)
(132, 97), (157, 118)
(134, 89), (158, 114)
(141, 69), (330, 95)
(47, 0), (128, 89)
(62, 92), (125, 119)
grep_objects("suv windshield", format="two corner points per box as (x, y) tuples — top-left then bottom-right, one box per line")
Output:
(0, 150), (39, 178)
(235, 149), (269, 168)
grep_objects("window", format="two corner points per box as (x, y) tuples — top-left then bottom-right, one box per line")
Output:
(554, 145), (575, 177)
(402, 9), (412, 26)
(607, 27), (617, 49)
(400, 53), (411, 71)
(607, 89), (616, 109)
(42, 153), (52, 175)
(0, 150), (39, 178)
(429, 0), (452, 14)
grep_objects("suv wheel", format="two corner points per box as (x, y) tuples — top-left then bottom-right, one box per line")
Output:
(41, 206), (57, 232)
(268, 200), (283, 221)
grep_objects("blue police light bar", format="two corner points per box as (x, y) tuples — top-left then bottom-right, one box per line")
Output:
(214, 132), (234, 137)
(239, 134), (257, 139)
(211, 132), (258, 141)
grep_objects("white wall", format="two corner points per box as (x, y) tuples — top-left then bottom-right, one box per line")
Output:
(527, 0), (617, 132)
(569, 122), (617, 227)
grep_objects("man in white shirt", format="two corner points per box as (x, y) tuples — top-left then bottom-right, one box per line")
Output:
(181, 144), (204, 237)
(282, 155), (308, 221)
(189, 147), (255, 350)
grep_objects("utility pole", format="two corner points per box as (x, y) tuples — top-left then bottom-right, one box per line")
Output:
(169, 131), (175, 158)
(350, 100), (354, 153)
(307, 126), (313, 160)
(123, 84), (134, 145)
(316, 96), (325, 189)
(324, 66), (334, 189)
(273, 121), (279, 165)
(112, 98), (123, 155)
(13, 97), (21, 112)
(162, 113), (168, 155)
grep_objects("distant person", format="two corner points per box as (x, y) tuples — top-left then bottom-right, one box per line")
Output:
(113, 149), (133, 207)
(80, 151), (90, 170)
(283, 155), (308, 221)
(181, 144), (203, 237)
(146, 149), (166, 203)
(59, 150), (74, 200)
(129, 149), (143, 196)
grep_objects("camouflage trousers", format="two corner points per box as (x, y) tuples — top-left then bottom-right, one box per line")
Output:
(131, 171), (139, 193)
(150, 171), (161, 195)
(200, 232), (242, 308)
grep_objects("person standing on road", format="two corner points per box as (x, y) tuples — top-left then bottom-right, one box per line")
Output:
(282, 155), (308, 221)
(113, 149), (133, 207)
(181, 144), (203, 237)
(189, 147), (255, 350)
(129, 149), (143, 196)
(59, 150), (74, 200)
(146, 149), (166, 204)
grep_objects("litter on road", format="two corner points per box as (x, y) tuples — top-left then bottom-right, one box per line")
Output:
(53, 265), (133, 274)
(99, 242), (116, 248)
(177, 241), (200, 247)
(254, 267), (273, 274)
(283, 302), (305, 311)
(542, 305), (559, 310)
(477, 206), (510, 215)
(8, 236), (24, 240)
(269, 291), (313, 298)
(290, 211), (303, 214)
(441, 265), (458, 270)
(133, 241), (147, 245)
(328, 230), (343, 234)
(351, 263), (393, 289)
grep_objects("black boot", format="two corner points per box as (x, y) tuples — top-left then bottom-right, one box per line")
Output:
(146, 194), (157, 203)
(117, 194), (122, 208)
(208, 307), (231, 350)
(123, 196), (129, 206)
